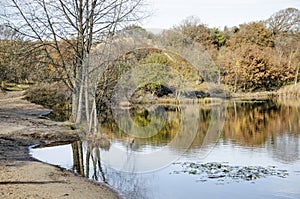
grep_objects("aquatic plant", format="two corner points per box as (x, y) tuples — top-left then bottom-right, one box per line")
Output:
(172, 162), (288, 183)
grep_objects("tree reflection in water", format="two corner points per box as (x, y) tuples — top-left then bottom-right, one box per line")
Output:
(71, 139), (152, 199)
(72, 139), (109, 183)
(70, 99), (300, 198)
(98, 100), (300, 163)
(223, 99), (300, 163)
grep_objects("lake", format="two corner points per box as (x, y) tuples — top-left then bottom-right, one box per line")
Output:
(30, 98), (300, 199)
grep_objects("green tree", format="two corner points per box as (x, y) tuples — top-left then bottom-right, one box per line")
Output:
(211, 28), (226, 49)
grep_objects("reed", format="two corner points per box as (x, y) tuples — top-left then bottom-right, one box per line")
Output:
(278, 83), (300, 97)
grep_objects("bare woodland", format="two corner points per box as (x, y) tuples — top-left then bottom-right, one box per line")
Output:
(1, 0), (147, 134)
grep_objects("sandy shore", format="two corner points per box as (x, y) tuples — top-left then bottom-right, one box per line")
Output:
(0, 91), (121, 199)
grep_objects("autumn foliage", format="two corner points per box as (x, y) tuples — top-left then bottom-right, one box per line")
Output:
(170, 8), (299, 92)
(1, 8), (300, 94)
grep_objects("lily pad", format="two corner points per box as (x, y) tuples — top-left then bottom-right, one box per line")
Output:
(172, 162), (288, 183)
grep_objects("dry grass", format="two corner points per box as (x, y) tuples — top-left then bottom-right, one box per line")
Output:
(231, 91), (278, 99)
(25, 82), (71, 121)
(278, 83), (300, 97)
(0, 82), (30, 91)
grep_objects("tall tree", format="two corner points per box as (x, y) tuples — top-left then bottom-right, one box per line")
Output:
(1, 0), (147, 134)
(228, 22), (274, 48)
(266, 8), (300, 35)
(273, 33), (300, 85)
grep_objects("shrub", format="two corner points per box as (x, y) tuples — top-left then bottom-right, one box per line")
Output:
(25, 82), (71, 121)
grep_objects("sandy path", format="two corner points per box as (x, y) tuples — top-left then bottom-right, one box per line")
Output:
(0, 91), (121, 199)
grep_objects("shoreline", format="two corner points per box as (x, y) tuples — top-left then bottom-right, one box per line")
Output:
(1, 89), (295, 198)
(119, 91), (277, 108)
(0, 91), (122, 199)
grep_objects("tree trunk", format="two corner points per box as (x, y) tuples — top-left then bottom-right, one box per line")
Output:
(85, 146), (90, 178)
(71, 61), (85, 124)
(295, 63), (300, 85)
(71, 91), (77, 122)
(75, 74), (84, 124)
(234, 72), (238, 93)
(92, 98), (98, 134)
(84, 59), (90, 130)
(72, 141), (84, 176)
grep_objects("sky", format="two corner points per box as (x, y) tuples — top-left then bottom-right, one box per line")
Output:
(142, 0), (300, 29)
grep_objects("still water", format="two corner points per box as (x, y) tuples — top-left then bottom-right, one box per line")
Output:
(31, 99), (300, 199)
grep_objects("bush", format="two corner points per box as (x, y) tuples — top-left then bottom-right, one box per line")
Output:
(144, 53), (170, 65)
(25, 82), (71, 121)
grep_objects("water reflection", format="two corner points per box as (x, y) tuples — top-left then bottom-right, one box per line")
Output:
(99, 100), (300, 162)
(71, 100), (299, 195)
(72, 139), (109, 182)
(100, 103), (226, 151)
(84, 99), (300, 169)
(31, 99), (300, 199)
(271, 134), (300, 163)
(223, 100), (300, 148)
(223, 100), (300, 163)
(71, 139), (153, 198)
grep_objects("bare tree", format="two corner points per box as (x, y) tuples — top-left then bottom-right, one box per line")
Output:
(1, 0), (147, 134)
(266, 7), (300, 35)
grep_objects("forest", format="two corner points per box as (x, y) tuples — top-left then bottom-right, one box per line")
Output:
(0, 6), (300, 128)
(1, 7), (299, 92)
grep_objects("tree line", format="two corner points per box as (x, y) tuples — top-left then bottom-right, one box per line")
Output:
(157, 7), (300, 92)
(1, 7), (299, 92)
(0, 4), (299, 133)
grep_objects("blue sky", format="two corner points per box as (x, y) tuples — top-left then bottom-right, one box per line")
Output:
(142, 0), (300, 29)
